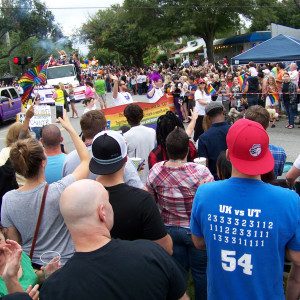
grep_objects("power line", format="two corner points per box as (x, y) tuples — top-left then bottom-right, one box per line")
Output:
(0, 5), (285, 10)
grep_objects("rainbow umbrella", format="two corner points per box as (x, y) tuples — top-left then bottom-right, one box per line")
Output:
(18, 58), (50, 107)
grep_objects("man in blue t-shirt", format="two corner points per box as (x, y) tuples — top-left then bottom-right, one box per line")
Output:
(41, 124), (67, 183)
(191, 118), (300, 300)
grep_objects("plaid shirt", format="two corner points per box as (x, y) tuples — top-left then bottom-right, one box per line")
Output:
(269, 144), (286, 179)
(146, 161), (214, 227)
(148, 140), (198, 170)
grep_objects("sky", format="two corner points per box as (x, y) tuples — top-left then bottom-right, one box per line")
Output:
(44, 0), (123, 55)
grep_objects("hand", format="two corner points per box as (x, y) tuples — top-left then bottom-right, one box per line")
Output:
(59, 109), (73, 132)
(25, 105), (34, 120)
(109, 74), (118, 81)
(2, 239), (22, 280)
(42, 256), (61, 278)
(26, 284), (39, 300)
(188, 108), (198, 121)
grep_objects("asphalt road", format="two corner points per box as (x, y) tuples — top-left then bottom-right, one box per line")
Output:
(0, 93), (299, 180)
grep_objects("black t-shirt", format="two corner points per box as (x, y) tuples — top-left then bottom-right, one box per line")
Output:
(40, 239), (188, 300)
(106, 184), (167, 240)
(246, 76), (259, 93)
(282, 82), (289, 102)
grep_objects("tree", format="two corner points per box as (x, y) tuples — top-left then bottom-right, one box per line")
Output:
(0, 0), (61, 60)
(250, 0), (300, 31)
(124, 0), (252, 63)
(295, 0), (300, 10)
(81, 5), (151, 66)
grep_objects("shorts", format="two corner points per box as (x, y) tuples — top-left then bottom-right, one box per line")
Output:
(98, 94), (106, 102)
(70, 98), (76, 103)
(265, 95), (279, 107)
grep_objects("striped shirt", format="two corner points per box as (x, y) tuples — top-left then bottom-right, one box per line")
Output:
(146, 161), (214, 227)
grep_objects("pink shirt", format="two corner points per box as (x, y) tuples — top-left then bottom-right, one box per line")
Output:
(85, 86), (94, 98)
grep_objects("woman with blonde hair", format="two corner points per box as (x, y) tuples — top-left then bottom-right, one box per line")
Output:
(163, 75), (172, 94)
(1, 113), (90, 267)
(0, 122), (31, 187)
(264, 76), (279, 110)
(68, 84), (79, 118)
(179, 76), (189, 122)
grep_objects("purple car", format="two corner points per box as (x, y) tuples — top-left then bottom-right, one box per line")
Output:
(0, 87), (21, 124)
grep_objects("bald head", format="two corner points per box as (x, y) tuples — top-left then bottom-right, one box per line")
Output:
(41, 124), (62, 148)
(60, 180), (113, 232)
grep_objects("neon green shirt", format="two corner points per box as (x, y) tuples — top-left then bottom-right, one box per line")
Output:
(0, 252), (38, 296)
(94, 79), (106, 95)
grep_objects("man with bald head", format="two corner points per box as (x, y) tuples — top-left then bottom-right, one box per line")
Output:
(40, 124), (67, 183)
(40, 179), (189, 300)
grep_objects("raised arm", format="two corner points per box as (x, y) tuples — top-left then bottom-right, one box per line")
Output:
(59, 111), (90, 181)
(186, 108), (198, 138)
(18, 106), (34, 140)
(110, 74), (119, 99)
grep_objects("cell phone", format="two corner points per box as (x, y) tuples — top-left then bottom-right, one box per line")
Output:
(56, 105), (63, 119)
(137, 159), (145, 172)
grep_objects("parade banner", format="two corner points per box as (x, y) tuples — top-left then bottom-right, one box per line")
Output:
(103, 94), (175, 131)
(17, 105), (51, 127)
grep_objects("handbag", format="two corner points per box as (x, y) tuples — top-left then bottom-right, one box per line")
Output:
(29, 183), (49, 260)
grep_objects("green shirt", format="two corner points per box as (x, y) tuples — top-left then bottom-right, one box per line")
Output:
(0, 252), (38, 296)
(94, 79), (106, 95)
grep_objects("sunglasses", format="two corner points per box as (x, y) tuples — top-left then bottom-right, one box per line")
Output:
(199, 82), (205, 84)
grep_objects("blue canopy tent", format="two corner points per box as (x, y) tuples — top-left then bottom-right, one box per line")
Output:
(231, 34), (300, 65)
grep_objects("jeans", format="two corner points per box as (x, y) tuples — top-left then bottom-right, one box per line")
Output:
(247, 95), (258, 107)
(137, 83), (143, 95)
(166, 225), (207, 300)
(31, 127), (41, 140)
(284, 100), (297, 126)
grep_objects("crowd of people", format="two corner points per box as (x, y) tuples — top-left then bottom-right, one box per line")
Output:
(0, 57), (300, 299)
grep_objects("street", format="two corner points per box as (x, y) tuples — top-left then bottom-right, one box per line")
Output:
(0, 93), (299, 180)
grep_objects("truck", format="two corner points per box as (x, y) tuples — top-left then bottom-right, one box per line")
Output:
(34, 64), (86, 104)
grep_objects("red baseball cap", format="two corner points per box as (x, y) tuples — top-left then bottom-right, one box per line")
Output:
(226, 119), (274, 175)
(198, 78), (206, 84)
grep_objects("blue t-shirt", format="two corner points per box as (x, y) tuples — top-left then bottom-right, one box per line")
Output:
(198, 122), (230, 180)
(45, 153), (67, 184)
(191, 177), (300, 300)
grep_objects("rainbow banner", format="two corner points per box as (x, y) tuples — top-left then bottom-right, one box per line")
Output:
(182, 59), (189, 66)
(102, 94), (175, 131)
(237, 75), (245, 89)
(269, 93), (279, 104)
(208, 85), (217, 96)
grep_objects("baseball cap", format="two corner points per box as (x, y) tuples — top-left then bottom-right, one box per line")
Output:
(226, 119), (274, 175)
(262, 69), (270, 75)
(89, 130), (127, 175)
(205, 102), (224, 115)
(198, 78), (206, 84)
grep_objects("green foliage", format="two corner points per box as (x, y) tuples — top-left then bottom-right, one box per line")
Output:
(0, 0), (61, 60)
(88, 48), (126, 65)
(81, 5), (150, 66)
(250, 0), (300, 31)
(156, 53), (167, 64)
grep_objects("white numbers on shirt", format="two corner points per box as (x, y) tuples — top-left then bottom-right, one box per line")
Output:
(221, 250), (253, 275)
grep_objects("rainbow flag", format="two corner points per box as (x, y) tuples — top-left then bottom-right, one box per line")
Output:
(269, 93), (279, 104)
(208, 85), (217, 96)
(103, 94), (175, 130)
(237, 75), (245, 89)
(182, 59), (189, 67)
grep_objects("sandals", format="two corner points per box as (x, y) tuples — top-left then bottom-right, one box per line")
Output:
(288, 125), (294, 129)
